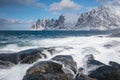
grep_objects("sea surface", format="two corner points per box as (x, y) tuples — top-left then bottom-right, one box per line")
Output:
(0, 30), (109, 52)
(0, 30), (120, 80)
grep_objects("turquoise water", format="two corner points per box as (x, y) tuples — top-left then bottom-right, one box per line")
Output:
(0, 30), (119, 52)
(0, 30), (108, 47)
(0, 30), (108, 37)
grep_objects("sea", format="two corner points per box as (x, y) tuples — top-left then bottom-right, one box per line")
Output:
(0, 30), (120, 80)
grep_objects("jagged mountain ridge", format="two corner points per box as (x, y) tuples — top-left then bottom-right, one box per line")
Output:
(31, 5), (120, 30)
(76, 5), (120, 30)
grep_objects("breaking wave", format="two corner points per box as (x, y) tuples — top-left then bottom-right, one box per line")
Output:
(0, 34), (120, 80)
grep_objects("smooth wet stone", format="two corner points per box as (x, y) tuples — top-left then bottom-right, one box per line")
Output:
(18, 48), (45, 64)
(109, 61), (120, 69)
(0, 49), (44, 65)
(0, 47), (60, 66)
(83, 54), (105, 74)
(74, 74), (97, 80)
(88, 62), (120, 80)
(23, 61), (73, 80)
(51, 55), (77, 74)
(0, 53), (18, 64)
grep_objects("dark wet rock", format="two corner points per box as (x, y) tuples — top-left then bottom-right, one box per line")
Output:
(88, 62), (120, 80)
(51, 55), (77, 74)
(23, 61), (73, 80)
(83, 54), (105, 74)
(104, 44), (113, 48)
(0, 47), (60, 65)
(0, 53), (19, 64)
(83, 54), (105, 68)
(23, 74), (45, 80)
(23, 73), (73, 80)
(77, 68), (84, 75)
(74, 74), (97, 80)
(0, 48), (44, 65)
(46, 48), (57, 55)
(74, 54), (105, 80)
(83, 54), (95, 61)
(19, 47), (69, 64)
(109, 61), (120, 70)
(26, 61), (64, 74)
(0, 60), (15, 69)
(18, 48), (46, 64)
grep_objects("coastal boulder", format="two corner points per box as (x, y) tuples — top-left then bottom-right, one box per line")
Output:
(88, 61), (120, 80)
(109, 61), (120, 70)
(74, 74), (97, 80)
(0, 53), (18, 64)
(23, 61), (73, 80)
(83, 54), (105, 74)
(51, 55), (77, 74)
(18, 48), (45, 64)
(0, 47), (59, 65)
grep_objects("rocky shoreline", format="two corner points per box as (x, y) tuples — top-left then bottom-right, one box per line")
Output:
(0, 47), (120, 80)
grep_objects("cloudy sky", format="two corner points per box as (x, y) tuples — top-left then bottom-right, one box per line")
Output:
(0, 0), (109, 30)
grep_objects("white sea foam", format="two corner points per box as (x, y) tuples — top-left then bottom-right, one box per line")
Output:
(0, 44), (38, 53)
(0, 64), (31, 80)
(0, 36), (120, 80)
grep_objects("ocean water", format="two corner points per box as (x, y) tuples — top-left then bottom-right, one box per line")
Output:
(0, 30), (108, 52)
(0, 30), (120, 80)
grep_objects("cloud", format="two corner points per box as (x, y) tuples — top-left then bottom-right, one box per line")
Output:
(97, 0), (120, 5)
(0, 18), (34, 25)
(49, 0), (81, 12)
(0, 18), (35, 30)
(0, 0), (45, 7)
(97, 0), (107, 2)
(112, 0), (120, 5)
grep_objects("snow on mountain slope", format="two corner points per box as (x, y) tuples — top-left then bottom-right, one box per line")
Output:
(31, 5), (120, 30)
(75, 5), (120, 30)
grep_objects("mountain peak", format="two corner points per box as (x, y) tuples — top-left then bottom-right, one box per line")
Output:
(31, 5), (120, 30)
(75, 5), (120, 30)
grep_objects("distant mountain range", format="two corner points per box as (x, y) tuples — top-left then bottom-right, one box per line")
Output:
(31, 5), (120, 30)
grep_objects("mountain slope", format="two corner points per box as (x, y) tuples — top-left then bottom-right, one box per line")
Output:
(76, 5), (120, 30)
(31, 5), (120, 30)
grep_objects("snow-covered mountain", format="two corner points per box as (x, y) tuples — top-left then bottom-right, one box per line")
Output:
(31, 5), (120, 30)
(76, 5), (120, 30)
(31, 14), (79, 30)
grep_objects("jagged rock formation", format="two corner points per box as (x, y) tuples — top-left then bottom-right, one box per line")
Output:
(31, 5), (120, 30)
